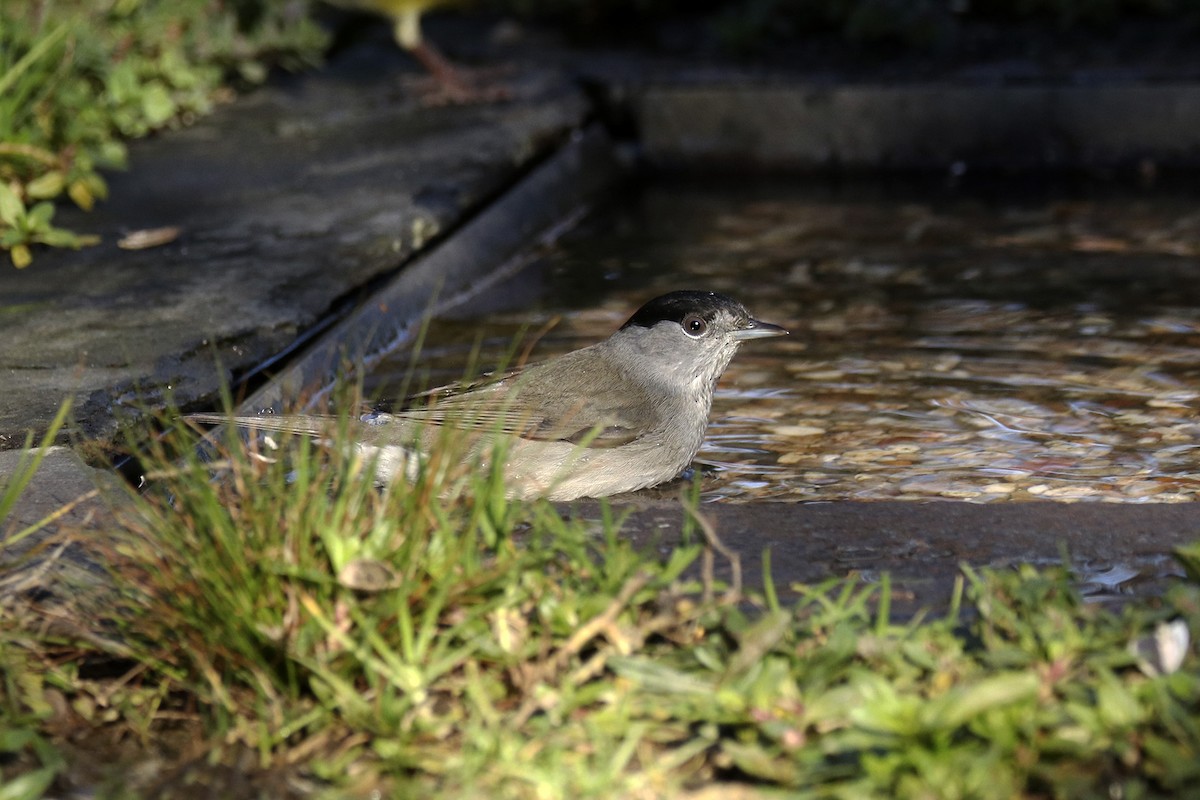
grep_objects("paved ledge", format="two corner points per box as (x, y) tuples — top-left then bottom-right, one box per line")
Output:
(1, 37), (589, 448)
(632, 83), (1200, 169)
(587, 499), (1199, 610)
(243, 125), (623, 415)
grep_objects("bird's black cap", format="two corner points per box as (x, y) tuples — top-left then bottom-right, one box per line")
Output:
(620, 290), (748, 330)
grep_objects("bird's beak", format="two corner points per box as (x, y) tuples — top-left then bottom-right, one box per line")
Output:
(735, 318), (789, 340)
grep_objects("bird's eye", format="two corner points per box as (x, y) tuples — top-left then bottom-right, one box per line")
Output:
(682, 315), (707, 337)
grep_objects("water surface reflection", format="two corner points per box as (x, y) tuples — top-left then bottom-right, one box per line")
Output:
(368, 178), (1200, 504)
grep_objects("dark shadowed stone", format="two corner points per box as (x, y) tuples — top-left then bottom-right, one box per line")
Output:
(573, 498), (1199, 615)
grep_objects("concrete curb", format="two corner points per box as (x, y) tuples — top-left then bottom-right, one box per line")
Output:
(634, 83), (1200, 169)
(242, 125), (625, 414)
(591, 499), (1199, 611)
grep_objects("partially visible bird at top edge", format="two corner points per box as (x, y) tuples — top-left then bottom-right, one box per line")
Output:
(187, 290), (788, 502)
(325, 0), (511, 105)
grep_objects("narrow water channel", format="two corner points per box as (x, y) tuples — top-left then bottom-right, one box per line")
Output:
(367, 176), (1200, 505)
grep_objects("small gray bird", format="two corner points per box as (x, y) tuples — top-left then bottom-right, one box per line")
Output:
(189, 291), (787, 501)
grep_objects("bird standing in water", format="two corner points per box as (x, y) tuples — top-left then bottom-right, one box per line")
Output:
(189, 291), (787, 501)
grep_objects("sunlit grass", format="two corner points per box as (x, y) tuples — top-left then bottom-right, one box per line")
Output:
(1, 393), (1199, 796)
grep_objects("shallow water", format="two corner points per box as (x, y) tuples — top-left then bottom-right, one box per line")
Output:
(368, 177), (1200, 505)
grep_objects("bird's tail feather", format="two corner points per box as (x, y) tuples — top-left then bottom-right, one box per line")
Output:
(185, 413), (332, 437)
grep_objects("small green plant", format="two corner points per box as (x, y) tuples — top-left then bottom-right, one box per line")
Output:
(1, 392), (1198, 795)
(0, 0), (327, 267)
(58, 399), (717, 793)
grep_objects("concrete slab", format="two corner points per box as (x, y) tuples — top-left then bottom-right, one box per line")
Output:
(580, 498), (1198, 612)
(1, 36), (589, 447)
(242, 125), (623, 415)
(0, 446), (126, 600)
(632, 83), (1200, 169)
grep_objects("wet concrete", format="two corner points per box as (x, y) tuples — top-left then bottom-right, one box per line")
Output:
(0, 447), (125, 601)
(1, 31), (588, 448)
(241, 125), (622, 416)
(631, 84), (1200, 169)
(584, 498), (1195, 613)
(572, 19), (1200, 170)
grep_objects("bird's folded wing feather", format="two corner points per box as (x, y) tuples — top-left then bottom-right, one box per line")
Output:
(184, 412), (333, 436)
(186, 350), (661, 449)
(395, 351), (659, 448)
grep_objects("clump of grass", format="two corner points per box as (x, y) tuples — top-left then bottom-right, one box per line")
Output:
(1, 396), (1199, 796)
(0, 0), (327, 267)
(7, 401), (718, 794)
(701, 565), (1200, 796)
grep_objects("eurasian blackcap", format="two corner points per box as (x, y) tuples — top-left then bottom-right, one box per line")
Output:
(189, 290), (787, 500)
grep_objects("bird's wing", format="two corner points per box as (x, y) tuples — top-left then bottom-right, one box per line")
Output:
(394, 350), (661, 448)
(182, 370), (526, 442)
(393, 368), (537, 433)
(185, 412), (334, 436)
(186, 351), (662, 450)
